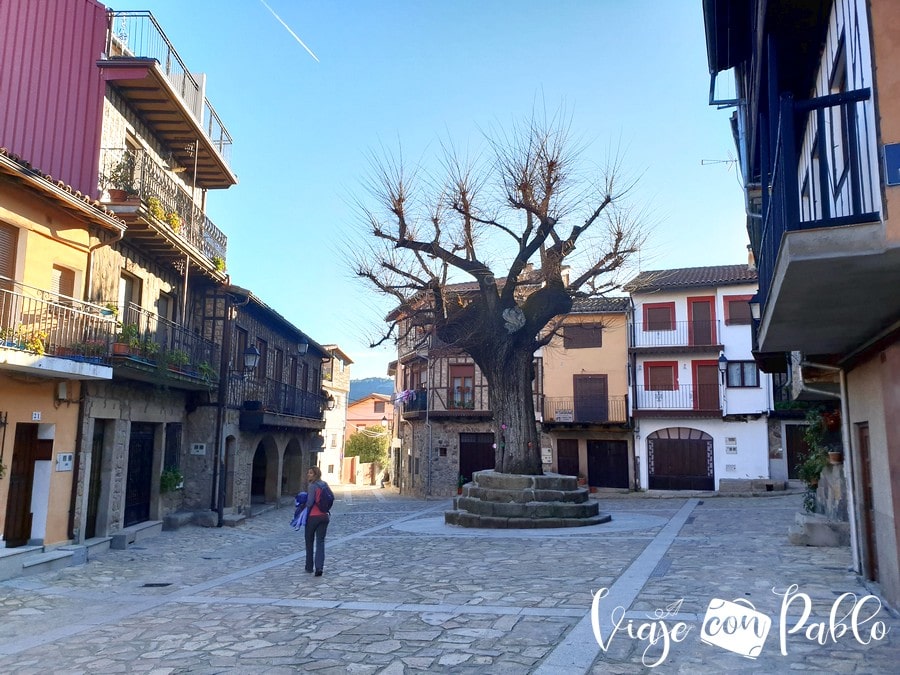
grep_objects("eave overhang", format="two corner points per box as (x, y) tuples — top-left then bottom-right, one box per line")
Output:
(98, 58), (237, 190)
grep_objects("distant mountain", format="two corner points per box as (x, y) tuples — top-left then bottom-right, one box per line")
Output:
(349, 377), (394, 402)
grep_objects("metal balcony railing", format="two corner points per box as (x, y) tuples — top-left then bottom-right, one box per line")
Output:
(633, 384), (721, 412)
(105, 11), (233, 165)
(754, 89), (878, 312)
(99, 147), (228, 263)
(0, 277), (117, 364)
(116, 303), (218, 378)
(230, 376), (326, 420)
(542, 396), (628, 423)
(630, 320), (721, 348)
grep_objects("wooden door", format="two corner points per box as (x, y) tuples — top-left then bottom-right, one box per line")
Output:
(648, 431), (714, 491)
(85, 420), (106, 539)
(587, 440), (629, 488)
(459, 432), (494, 482)
(784, 424), (809, 479)
(3, 424), (38, 547)
(858, 424), (879, 581)
(556, 439), (579, 477)
(124, 423), (154, 527)
(251, 446), (267, 503)
(689, 298), (714, 345)
(574, 374), (608, 422)
(694, 363), (720, 411)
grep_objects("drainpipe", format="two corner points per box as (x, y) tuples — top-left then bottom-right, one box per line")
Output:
(801, 361), (860, 574)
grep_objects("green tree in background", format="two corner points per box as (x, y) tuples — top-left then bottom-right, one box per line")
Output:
(344, 426), (389, 465)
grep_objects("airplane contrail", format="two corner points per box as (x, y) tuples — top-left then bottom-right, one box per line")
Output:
(259, 0), (320, 63)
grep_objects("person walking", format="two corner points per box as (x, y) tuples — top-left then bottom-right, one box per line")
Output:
(305, 466), (332, 576)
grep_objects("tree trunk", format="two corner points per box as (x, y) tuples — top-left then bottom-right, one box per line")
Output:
(483, 346), (542, 475)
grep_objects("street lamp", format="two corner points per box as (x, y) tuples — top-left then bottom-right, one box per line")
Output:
(243, 345), (260, 372)
(718, 352), (728, 382)
(749, 294), (761, 320)
(380, 415), (388, 428)
(297, 337), (309, 355)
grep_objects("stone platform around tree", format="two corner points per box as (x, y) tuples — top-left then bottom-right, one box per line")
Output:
(444, 470), (612, 528)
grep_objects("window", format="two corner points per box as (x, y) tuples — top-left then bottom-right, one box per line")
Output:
(373, 400), (385, 413)
(449, 364), (475, 409)
(164, 423), (182, 470)
(724, 295), (753, 325)
(643, 303), (675, 331)
(256, 338), (268, 378)
(274, 348), (284, 382)
(645, 362), (677, 391)
(829, 34), (849, 193)
(563, 323), (602, 349)
(118, 272), (141, 314)
(330, 434), (336, 448)
(233, 328), (248, 371)
(51, 265), (75, 301)
(726, 361), (759, 388)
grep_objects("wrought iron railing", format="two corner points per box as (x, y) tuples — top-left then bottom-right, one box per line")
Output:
(542, 396), (628, 423)
(231, 376), (326, 420)
(630, 320), (721, 348)
(99, 147), (227, 263)
(115, 302), (218, 379)
(0, 277), (117, 364)
(633, 384), (721, 412)
(754, 89), (878, 311)
(104, 10), (233, 164)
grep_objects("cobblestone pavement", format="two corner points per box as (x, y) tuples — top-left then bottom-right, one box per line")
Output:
(1, 486), (898, 673)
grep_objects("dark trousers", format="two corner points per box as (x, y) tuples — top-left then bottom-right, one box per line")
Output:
(305, 515), (329, 572)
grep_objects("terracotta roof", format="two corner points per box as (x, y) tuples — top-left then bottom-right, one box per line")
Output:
(625, 265), (757, 292)
(0, 147), (125, 231)
(570, 296), (630, 313)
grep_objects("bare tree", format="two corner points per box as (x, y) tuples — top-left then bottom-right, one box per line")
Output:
(355, 114), (646, 475)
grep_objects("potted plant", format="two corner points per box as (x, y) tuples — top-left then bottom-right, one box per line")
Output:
(114, 323), (141, 356)
(828, 449), (844, 464)
(24, 330), (48, 355)
(211, 255), (226, 272)
(160, 466), (184, 493)
(146, 197), (165, 221)
(104, 152), (136, 201)
(165, 211), (181, 232)
(167, 349), (190, 371)
(798, 409), (830, 512)
(197, 360), (217, 382)
(457, 474), (466, 495)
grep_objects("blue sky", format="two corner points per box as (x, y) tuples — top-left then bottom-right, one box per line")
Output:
(135, 0), (747, 379)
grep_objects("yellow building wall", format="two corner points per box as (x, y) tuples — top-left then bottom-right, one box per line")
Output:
(541, 312), (629, 398)
(0, 376), (82, 546)
(0, 182), (92, 295)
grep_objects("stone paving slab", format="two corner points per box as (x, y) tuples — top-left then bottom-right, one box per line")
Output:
(0, 486), (897, 673)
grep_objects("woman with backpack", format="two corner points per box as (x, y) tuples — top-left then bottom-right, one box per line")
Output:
(305, 466), (333, 576)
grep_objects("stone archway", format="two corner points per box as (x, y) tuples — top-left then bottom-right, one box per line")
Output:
(282, 438), (305, 498)
(250, 436), (279, 505)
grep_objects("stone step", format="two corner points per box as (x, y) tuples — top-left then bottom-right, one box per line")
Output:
(21, 549), (75, 576)
(455, 496), (599, 519)
(788, 512), (850, 547)
(445, 509), (612, 529)
(110, 520), (163, 550)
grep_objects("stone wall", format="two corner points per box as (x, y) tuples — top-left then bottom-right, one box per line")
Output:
(814, 461), (848, 521)
(402, 418), (495, 497)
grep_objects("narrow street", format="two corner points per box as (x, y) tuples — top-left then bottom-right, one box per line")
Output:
(1, 486), (897, 673)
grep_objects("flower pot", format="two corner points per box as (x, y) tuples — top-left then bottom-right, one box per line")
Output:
(112, 342), (131, 356)
(107, 188), (128, 202)
(828, 451), (844, 464)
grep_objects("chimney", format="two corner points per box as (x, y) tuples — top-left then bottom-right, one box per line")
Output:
(747, 245), (756, 271)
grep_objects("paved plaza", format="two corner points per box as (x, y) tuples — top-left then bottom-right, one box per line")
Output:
(0, 486), (898, 673)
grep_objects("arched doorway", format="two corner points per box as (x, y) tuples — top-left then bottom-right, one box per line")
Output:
(250, 436), (278, 505)
(282, 439), (304, 497)
(647, 427), (714, 490)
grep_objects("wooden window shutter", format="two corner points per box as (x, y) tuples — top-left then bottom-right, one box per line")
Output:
(51, 265), (76, 299)
(0, 223), (17, 282)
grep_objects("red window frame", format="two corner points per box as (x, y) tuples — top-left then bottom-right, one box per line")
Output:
(723, 294), (753, 325)
(644, 361), (679, 391)
(643, 302), (676, 331)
